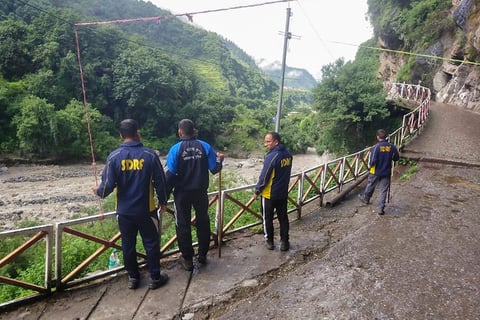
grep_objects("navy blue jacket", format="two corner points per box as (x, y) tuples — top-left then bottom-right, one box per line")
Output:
(369, 140), (400, 177)
(255, 144), (293, 200)
(165, 136), (221, 193)
(96, 141), (168, 215)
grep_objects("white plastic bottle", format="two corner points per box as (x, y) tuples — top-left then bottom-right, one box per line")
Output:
(108, 249), (120, 275)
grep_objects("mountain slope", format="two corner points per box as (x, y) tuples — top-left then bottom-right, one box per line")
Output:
(64, 0), (279, 100)
(258, 60), (318, 90)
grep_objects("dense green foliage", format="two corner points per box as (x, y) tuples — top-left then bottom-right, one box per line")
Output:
(0, 0), (284, 160)
(0, 0), (406, 162)
(305, 39), (405, 155)
(1, 0), (413, 164)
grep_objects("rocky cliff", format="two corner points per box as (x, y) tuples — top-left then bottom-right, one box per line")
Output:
(375, 0), (480, 112)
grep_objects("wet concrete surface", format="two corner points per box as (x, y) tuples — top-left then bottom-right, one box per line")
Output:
(214, 162), (480, 319)
(1, 102), (480, 319)
(401, 102), (480, 166)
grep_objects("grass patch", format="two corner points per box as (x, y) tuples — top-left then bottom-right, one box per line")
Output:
(398, 158), (418, 181)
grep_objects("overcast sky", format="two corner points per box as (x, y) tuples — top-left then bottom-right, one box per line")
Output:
(150, 0), (373, 79)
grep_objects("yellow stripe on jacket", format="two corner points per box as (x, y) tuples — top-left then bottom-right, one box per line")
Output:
(261, 168), (275, 199)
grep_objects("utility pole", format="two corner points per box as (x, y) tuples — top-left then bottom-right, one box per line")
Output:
(275, 7), (292, 133)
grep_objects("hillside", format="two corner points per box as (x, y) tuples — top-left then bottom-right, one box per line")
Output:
(369, 0), (480, 112)
(0, 0), (290, 160)
(48, 0), (280, 99)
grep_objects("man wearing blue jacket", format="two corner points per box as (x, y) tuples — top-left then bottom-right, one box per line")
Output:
(253, 132), (293, 251)
(165, 119), (224, 271)
(358, 129), (400, 215)
(94, 119), (169, 290)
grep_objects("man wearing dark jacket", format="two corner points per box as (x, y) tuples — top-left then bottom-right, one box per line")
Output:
(253, 132), (293, 251)
(358, 128), (400, 215)
(165, 119), (224, 271)
(94, 119), (169, 290)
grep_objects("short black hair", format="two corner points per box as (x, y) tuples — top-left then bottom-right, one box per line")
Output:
(267, 131), (282, 144)
(376, 129), (388, 140)
(178, 119), (195, 136)
(118, 119), (138, 139)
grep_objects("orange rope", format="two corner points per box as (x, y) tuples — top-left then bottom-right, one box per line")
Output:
(73, 0), (293, 27)
(74, 28), (106, 226)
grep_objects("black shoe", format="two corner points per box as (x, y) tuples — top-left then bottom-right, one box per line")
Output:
(197, 255), (207, 265)
(377, 208), (385, 215)
(128, 277), (140, 290)
(149, 273), (169, 290)
(180, 257), (194, 271)
(280, 241), (290, 251)
(266, 239), (274, 250)
(358, 194), (369, 204)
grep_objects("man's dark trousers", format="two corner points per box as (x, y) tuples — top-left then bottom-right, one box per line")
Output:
(118, 213), (161, 279)
(174, 189), (210, 260)
(262, 197), (289, 242)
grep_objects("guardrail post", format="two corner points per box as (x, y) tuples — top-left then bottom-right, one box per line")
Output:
(297, 174), (303, 219)
(338, 158), (346, 192)
(55, 223), (63, 291)
(217, 190), (224, 258)
(45, 229), (53, 291)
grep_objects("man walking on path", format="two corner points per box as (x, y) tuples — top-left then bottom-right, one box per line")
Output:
(165, 119), (224, 271)
(358, 128), (400, 215)
(94, 119), (169, 290)
(253, 132), (293, 251)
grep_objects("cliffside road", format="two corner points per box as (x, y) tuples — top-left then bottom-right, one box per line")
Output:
(2, 102), (480, 319)
(401, 101), (480, 166)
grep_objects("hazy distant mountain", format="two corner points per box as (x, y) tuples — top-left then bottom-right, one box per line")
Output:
(258, 59), (318, 90)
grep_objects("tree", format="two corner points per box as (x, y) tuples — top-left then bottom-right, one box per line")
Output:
(0, 77), (26, 153)
(278, 112), (310, 154)
(52, 100), (118, 159)
(13, 96), (57, 157)
(311, 43), (388, 155)
(175, 94), (235, 145)
(0, 19), (33, 80)
(112, 46), (196, 139)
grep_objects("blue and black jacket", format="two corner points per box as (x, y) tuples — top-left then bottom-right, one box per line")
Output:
(96, 141), (168, 215)
(165, 136), (222, 194)
(369, 140), (400, 177)
(255, 144), (293, 200)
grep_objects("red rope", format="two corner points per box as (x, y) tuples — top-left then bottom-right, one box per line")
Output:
(74, 28), (105, 222)
(178, 0), (292, 17)
(73, 0), (292, 27)
(75, 16), (162, 27)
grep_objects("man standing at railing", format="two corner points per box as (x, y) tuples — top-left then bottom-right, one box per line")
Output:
(93, 119), (169, 290)
(253, 132), (293, 251)
(358, 129), (399, 215)
(165, 119), (224, 271)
